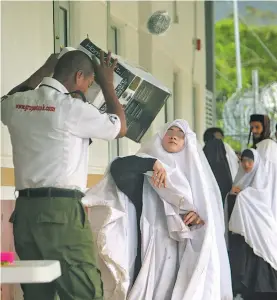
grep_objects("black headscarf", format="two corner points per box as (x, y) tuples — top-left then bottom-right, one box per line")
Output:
(248, 114), (271, 149)
(241, 149), (254, 161)
(203, 138), (233, 203)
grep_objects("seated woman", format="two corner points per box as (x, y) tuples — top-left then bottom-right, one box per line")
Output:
(227, 149), (277, 300)
(83, 120), (232, 300)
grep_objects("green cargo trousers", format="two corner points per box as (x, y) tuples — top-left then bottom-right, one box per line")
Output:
(9, 195), (103, 300)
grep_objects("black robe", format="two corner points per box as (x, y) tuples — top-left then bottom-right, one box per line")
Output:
(110, 155), (156, 281)
(203, 139), (233, 204)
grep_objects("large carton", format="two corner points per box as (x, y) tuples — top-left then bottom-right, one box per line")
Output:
(78, 39), (171, 143)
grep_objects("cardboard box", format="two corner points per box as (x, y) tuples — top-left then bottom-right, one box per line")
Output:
(78, 39), (171, 143)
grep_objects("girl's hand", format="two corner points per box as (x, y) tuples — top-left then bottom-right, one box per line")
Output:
(183, 211), (204, 226)
(231, 186), (241, 195)
(152, 160), (167, 188)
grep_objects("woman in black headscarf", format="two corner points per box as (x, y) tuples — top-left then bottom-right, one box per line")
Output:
(203, 138), (233, 204)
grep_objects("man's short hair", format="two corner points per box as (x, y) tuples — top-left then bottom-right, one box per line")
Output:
(203, 127), (224, 143)
(53, 50), (94, 81)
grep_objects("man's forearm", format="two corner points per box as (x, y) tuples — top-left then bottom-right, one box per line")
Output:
(8, 54), (58, 95)
(101, 83), (127, 137)
(8, 64), (53, 95)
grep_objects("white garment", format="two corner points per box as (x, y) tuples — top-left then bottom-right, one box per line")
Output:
(229, 149), (277, 270)
(83, 119), (233, 300)
(83, 171), (137, 300)
(256, 139), (277, 221)
(233, 149), (263, 190)
(1, 77), (121, 191)
(224, 142), (239, 180)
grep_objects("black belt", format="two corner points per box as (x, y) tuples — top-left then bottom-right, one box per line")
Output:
(18, 188), (85, 199)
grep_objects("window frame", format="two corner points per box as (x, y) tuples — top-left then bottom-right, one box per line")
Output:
(53, 1), (70, 53)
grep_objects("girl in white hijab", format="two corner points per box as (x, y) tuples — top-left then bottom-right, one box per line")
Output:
(83, 119), (232, 300)
(227, 149), (277, 300)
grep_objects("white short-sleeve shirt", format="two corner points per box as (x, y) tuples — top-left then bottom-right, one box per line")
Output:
(1, 77), (121, 192)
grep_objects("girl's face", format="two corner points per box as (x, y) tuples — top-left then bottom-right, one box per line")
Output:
(162, 126), (185, 153)
(241, 157), (254, 173)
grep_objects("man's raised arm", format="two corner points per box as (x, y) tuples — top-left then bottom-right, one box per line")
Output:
(7, 54), (58, 95)
(92, 51), (127, 138)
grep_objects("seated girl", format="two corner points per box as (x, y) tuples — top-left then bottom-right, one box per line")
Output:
(83, 120), (232, 300)
(227, 149), (277, 300)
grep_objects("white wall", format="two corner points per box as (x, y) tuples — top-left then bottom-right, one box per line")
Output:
(1, 0), (207, 175)
(1, 1), (54, 93)
(1, 1), (54, 169)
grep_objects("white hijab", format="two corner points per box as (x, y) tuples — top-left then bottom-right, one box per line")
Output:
(83, 120), (233, 300)
(138, 120), (223, 224)
(229, 148), (277, 270)
(137, 119), (232, 299)
(138, 120), (203, 219)
(233, 149), (265, 190)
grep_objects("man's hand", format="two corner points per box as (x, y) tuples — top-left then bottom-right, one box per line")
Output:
(183, 211), (204, 226)
(92, 51), (117, 88)
(231, 186), (241, 195)
(152, 160), (167, 188)
(91, 50), (127, 137)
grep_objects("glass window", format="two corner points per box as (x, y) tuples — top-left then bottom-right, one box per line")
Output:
(53, 1), (70, 53)
(110, 27), (118, 54)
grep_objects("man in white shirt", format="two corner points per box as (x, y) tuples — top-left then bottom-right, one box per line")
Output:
(1, 50), (126, 300)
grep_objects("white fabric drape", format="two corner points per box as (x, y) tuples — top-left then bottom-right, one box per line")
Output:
(233, 149), (264, 190)
(224, 142), (239, 181)
(83, 120), (232, 300)
(82, 171), (138, 300)
(256, 139), (277, 221)
(229, 148), (277, 270)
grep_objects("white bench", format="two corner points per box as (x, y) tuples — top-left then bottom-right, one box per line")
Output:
(1, 260), (61, 284)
